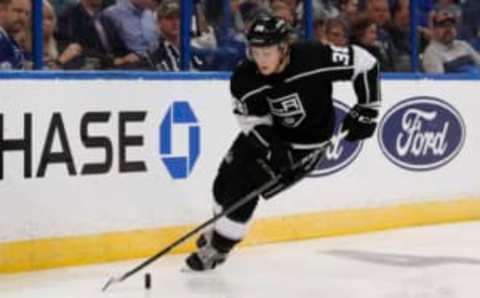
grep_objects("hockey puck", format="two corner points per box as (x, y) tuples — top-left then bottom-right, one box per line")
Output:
(144, 272), (151, 289)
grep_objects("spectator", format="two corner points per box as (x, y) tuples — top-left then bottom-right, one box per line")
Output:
(271, 1), (295, 25)
(366, 0), (396, 69)
(271, 0), (302, 39)
(203, 1), (247, 43)
(202, 0), (248, 70)
(230, 0), (245, 34)
(387, 0), (412, 71)
(43, 0), (59, 69)
(203, 0), (246, 36)
(271, 0), (300, 21)
(102, 0), (157, 58)
(367, 0), (391, 28)
(337, 0), (359, 25)
(203, 0), (218, 26)
(146, 0), (205, 70)
(351, 15), (394, 71)
(313, 0), (339, 20)
(387, 0), (431, 71)
(460, 0), (480, 50)
(388, 0), (432, 28)
(146, 0), (245, 71)
(427, 0), (462, 39)
(325, 17), (349, 47)
(191, 0), (217, 50)
(56, 0), (134, 69)
(0, 0), (30, 69)
(432, 0), (461, 20)
(423, 9), (480, 74)
(8, 0), (58, 69)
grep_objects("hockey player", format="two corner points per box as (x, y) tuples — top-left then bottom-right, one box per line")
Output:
(185, 14), (381, 271)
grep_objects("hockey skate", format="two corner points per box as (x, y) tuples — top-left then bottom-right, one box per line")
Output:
(185, 230), (228, 271)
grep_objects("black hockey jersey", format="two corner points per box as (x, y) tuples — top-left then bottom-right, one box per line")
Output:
(230, 41), (381, 150)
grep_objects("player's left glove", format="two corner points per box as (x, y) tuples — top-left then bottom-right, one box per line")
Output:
(267, 142), (296, 184)
(341, 104), (379, 142)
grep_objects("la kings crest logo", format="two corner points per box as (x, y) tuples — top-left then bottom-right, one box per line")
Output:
(267, 93), (306, 127)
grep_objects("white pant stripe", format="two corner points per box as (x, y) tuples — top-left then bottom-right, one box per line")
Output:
(213, 201), (250, 240)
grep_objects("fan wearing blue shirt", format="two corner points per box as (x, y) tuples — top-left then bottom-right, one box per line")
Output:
(102, 0), (157, 58)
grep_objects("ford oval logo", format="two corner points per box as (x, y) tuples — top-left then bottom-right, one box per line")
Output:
(310, 100), (363, 177)
(378, 96), (466, 171)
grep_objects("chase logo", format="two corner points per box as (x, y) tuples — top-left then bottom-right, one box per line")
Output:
(159, 101), (200, 179)
(310, 100), (363, 177)
(378, 96), (465, 171)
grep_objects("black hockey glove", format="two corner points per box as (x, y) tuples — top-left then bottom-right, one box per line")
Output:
(246, 125), (296, 184)
(268, 143), (296, 184)
(341, 105), (379, 142)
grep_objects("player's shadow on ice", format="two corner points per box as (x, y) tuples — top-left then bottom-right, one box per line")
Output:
(183, 271), (233, 295)
(323, 249), (480, 267)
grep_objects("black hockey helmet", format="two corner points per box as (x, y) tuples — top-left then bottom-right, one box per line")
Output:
(247, 14), (291, 47)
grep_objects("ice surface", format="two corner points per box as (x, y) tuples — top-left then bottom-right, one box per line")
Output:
(1, 221), (480, 298)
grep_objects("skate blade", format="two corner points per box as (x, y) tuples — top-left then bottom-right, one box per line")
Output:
(180, 266), (218, 274)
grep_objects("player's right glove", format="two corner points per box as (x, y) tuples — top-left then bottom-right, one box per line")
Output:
(341, 104), (379, 142)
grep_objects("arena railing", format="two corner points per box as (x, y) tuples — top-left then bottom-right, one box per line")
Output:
(0, 71), (480, 81)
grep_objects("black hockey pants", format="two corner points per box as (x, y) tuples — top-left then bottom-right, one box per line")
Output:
(213, 133), (326, 225)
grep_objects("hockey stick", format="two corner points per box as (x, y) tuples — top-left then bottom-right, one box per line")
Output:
(101, 138), (337, 292)
(101, 174), (282, 292)
(102, 144), (343, 291)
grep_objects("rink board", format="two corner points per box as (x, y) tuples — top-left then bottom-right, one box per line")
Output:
(0, 74), (479, 272)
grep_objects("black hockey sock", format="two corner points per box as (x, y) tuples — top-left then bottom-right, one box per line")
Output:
(211, 230), (240, 254)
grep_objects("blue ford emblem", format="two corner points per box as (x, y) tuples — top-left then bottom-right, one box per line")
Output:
(378, 96), (465, 171)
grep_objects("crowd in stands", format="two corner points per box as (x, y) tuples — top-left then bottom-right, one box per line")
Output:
(1, 0), (480, 73)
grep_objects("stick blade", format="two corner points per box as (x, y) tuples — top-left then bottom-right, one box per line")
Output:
(101, 276), (117, 292)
